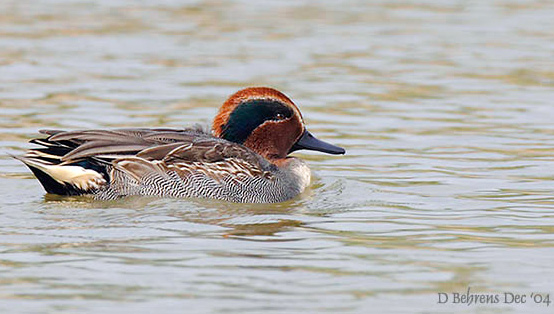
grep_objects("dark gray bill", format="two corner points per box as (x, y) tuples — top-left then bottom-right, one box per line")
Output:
(289, 130), (345, 155)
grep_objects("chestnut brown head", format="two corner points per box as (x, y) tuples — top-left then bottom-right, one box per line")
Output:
(212, 87), (345, 161)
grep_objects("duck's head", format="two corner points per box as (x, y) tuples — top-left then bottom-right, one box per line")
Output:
(212, 87), (345, 161)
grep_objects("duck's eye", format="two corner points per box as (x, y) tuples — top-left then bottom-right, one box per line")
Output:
(275, 113), (285, 120)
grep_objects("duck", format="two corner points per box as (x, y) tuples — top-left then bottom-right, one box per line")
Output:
(14, 87), (345, 203)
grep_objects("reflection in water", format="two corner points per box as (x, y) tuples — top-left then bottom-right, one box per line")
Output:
(1, 0), (554, 313)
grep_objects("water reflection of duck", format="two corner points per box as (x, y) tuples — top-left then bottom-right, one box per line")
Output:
(15, 87), (345, 203)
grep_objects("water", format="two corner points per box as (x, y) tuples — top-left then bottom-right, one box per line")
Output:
(1, 0), (554, 313)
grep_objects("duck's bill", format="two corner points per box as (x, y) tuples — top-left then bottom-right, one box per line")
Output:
(289, 130), (345, 155)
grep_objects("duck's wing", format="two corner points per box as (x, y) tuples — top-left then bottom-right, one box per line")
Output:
(16, 127), (213, 195)
(113, 137), (275, 186)
(41, 127), (209, 162)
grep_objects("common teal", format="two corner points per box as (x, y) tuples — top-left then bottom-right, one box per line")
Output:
(15, 87), (345, 203)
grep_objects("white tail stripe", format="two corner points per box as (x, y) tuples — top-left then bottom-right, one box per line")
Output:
(20, 157), (106, 190)
(25, 151), (63, 160)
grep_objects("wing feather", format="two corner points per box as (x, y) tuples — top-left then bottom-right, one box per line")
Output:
(36, 128), (210, 163)
(28, 127), (274, 190)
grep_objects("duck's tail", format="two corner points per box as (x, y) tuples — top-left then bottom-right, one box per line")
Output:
(13, 137), (107, 196)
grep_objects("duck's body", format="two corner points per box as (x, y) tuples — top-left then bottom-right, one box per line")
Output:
(15, 87), (344, 203)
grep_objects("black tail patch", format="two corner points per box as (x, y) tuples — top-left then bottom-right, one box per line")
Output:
(24, 164), (84, 196)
